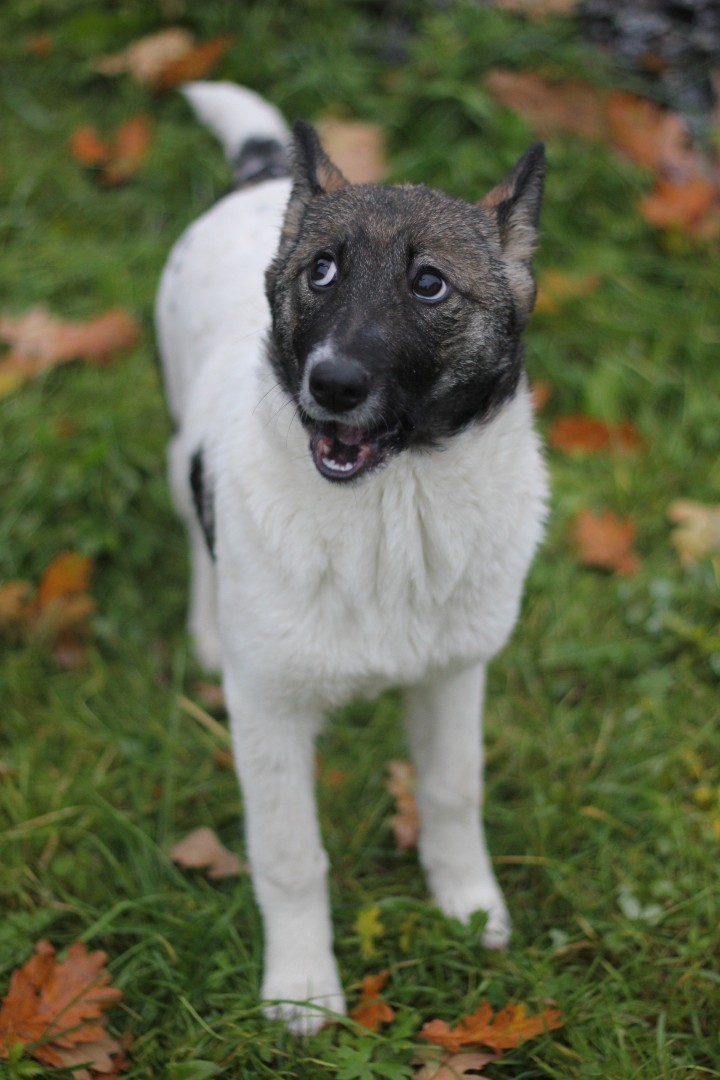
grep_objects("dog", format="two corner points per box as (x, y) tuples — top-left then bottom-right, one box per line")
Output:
(156, 81), (548, 1034)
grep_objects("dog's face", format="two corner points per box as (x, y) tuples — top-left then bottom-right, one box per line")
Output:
(265, 123), (544, 483)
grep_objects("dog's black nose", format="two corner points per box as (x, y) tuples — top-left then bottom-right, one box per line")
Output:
(309, 358), (370, 413)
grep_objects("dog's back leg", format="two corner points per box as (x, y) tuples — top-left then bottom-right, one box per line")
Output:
(403, 662), (511, 948)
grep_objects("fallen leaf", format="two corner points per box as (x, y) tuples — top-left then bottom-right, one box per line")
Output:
(92, 27), (195, 85)
(420, 999), (564, 1053)
(349, 970), (396, 1033)
(534, 270), (601, 314)
(37, 552), (92, 610)
(153, 35), (234, 90)
(0, 939), (125, 1073)
(0, 306), (140, 394)
(638, 177), (717, 230)
(413, 1049), (499, 1079)
(27, 32), (54, 57)
(385, 759), (420, 850)
(573, 509), (641, 575)
(70, 117), (152, 185)
(548, 416), (642, 454)
(0, 582), (33, 635)
(170, 826), (244, 879)
(667, 500), (720, 565)
(494, 0), (577, 16)
(354, 905), (385, 959)
(606, 91), (696, 176)
(530, 381), (552, 413)
(485, 71), (606, 141)
(317, 119), (386, 184)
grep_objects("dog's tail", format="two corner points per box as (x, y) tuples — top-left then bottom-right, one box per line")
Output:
(181, 81), (290, 189)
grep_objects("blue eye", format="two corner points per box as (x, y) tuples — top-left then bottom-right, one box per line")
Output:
(412, 268), (449, 302)
(309, 254), (338, 289)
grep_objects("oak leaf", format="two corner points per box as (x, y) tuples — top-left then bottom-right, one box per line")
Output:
(548, 416), (642, 454)
(349, 970), (396, 1033)
(420, 999), (563, 1052)
(667, 500), (720, 565)
(573, 509), (641, 575)
(0, 939), (124, 1074)
(385, 759), (420, 850)
(0, 306), (140, 394)
(170, 826), (244, 879)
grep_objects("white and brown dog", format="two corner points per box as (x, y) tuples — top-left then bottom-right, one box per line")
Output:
(156, 81), (548, 1033)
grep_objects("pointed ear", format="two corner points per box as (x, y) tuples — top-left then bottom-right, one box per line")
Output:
(279, 120), (350, 253)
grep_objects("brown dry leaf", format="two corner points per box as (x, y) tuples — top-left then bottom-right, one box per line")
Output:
(485, 71), (606, 141)
(92, 27), (195, 85)
(0, 939), (125, 1072)
(639, 176), (717, 230)
(70, 116), (151, 185)
(27, 32), (54, 57)
(153, 35), (234, 90)
(37, 552), (92, 609)
(420, 999), (564, 1053)
(170, 826), (244, 879)
(667, 500), (720, 566)
(0, 306), (140, 394)
(606, 91), (696, 176)
(0, 582), (33, 635)
(494, 0), (577, 16)
(385, 760), (420, 850)
(573, 509), (641, 576)
(530, 381), (552, 413)
(349, 970), (396, 1033)
(317, 120), (386, 184)
(534, 270), (601, 314)
(548, 415), (642, 454)
(413, 1050), (499, 1079)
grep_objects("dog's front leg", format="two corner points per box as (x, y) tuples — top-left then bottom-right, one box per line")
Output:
(224, 675), (344, 1033)
(403, 662), (511, 949)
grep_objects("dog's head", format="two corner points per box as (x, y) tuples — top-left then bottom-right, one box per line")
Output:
(265, 122), (544, 483)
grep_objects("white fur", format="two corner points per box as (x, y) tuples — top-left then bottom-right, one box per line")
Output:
(156, 84), (548, 1034)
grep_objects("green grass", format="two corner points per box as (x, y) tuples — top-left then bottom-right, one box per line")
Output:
(1, 1), (719, 1076)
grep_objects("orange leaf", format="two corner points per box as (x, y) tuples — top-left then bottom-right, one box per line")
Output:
(639, 177), (717, 230)
(170, 826), (245, 879)
(0, 939), (124, 1070)
(420, 999), (564, 1053)
(0, 306), (140, 390)
(101, 116), (152, 185)
(485, 70), (606, 141)
(154, 35), (234, 90)
(70, 126), (113, 168)
(317, 119), (386, 184)
(37, 553), (92, 609)
(530, 381), (552, 413)
(349, 970), (396, 1033)
(573, 509), (641, 575)
(385, 760), (420, 850)
(606, 91), (694, 175)
(548, 416), (642, 454)
(534, 270), (601, 314)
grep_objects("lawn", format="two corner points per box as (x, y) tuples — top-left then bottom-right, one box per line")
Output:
(1, 1), (719, 1077)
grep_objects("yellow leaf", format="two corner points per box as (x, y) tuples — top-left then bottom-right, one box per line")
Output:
(354, 905), (385, 959)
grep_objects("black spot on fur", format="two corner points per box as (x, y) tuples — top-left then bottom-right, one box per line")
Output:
(232, 137), (289, 189)
(189, 449), (216, 560)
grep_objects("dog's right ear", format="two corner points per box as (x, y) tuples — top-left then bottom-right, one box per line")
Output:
(278, 121), (350, 254)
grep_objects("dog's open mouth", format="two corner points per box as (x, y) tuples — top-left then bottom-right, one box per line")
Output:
(309, 422), (393, 482)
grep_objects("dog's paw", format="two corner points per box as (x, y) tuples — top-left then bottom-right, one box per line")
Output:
(432, 879), (512, 950)
(262, 965), (346, 1036)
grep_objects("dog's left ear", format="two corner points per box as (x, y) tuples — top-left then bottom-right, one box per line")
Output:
(279, 121), (350, 254)
(479, 143), (545, 318)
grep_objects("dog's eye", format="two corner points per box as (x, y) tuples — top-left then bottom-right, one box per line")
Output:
(412, 269), (449, 303)
(309, 254), (338, 290)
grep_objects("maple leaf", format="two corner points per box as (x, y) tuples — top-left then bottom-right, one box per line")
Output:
(573, 509), (641, 576)
(548, 416), (642, 455)
(0, 306), (140, 395)
(420, 999), (563, 1053)
(667, 500), (720, 565)
(0, 939), (125, 1074)
(170, 827), (245, 879)
(385, 760), (420, 850)
(317, 120), (386, 184)
(349, 970), (396, 1033)
(70, 117), (152, 186)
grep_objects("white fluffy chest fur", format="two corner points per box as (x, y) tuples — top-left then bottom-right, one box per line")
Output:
(157, 179), (548, 708)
